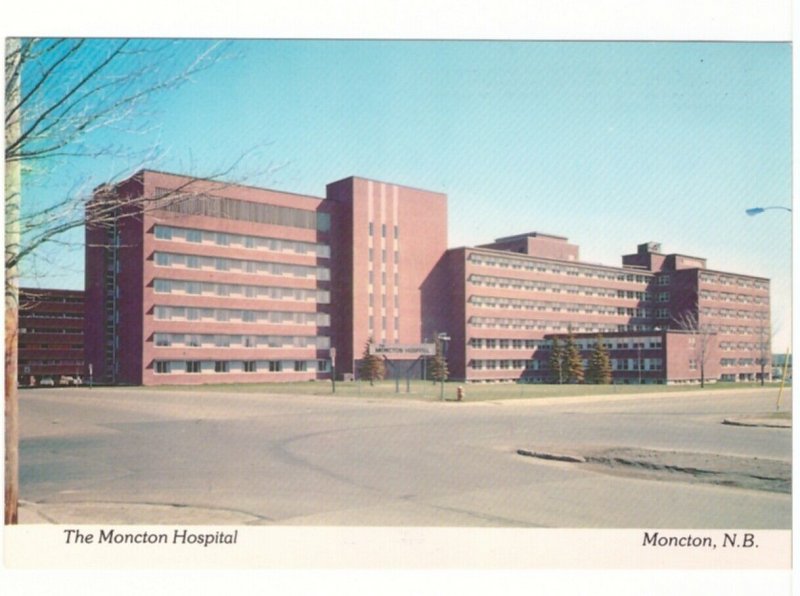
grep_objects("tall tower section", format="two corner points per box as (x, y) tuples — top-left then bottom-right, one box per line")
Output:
(327, 177), (448, 375)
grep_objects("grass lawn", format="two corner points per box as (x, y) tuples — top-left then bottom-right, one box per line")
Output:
(146, 379), (786, 402)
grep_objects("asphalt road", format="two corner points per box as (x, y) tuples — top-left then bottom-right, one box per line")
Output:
(17, 385), (792, 528)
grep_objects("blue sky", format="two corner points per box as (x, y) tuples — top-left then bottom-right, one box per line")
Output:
(21, 40), (792, 350)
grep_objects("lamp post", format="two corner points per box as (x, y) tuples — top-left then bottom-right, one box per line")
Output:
(745, 206), (792, 216)
(330, 347), (336, 394)
(437, 333), (450, 400)
(637, 342), (642, 385)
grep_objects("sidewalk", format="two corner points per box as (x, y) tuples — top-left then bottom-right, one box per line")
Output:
(17, 500), (266, 525)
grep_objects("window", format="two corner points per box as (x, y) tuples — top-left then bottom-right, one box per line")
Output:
(381, 224), (386, 238)
(658, 275), (670, 286)
(369, 222), (374, 236)
(244, 361), (257, 373)
(154, 334), (171, 347)
(294, 361), (307, 372)
(269, 361), (283, 372)
(155, 361), (171, 374)
(186, 229), (202, 243)
(186, 361), (201, 373)
(155, 226), (172, 240)
(658, 292), (670, 303)
(214, 361), (229, 373)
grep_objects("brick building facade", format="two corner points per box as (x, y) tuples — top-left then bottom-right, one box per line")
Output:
(83, 171), (770, 385)
(18, 288), (85, 386)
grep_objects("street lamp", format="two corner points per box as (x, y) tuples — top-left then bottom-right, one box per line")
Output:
(330, 347), (336, 394)
(437, 332), (450, 400)
(745, 206), (792, 216)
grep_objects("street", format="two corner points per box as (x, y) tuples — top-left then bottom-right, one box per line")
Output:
(17, 386), (792, 528)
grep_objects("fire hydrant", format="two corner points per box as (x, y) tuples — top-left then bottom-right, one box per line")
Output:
(456, 386), (464, 401)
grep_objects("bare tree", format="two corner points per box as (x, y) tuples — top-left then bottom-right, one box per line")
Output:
(4, 37), (267, 524)
(673, 310), (715, 388)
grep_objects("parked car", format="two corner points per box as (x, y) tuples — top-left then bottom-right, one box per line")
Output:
(39, 377), (55, 387)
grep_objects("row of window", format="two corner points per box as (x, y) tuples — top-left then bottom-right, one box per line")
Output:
(469, 274), (629, 298)
(153, 305), (330, 326)
(611, 358), (664, 371)
(468, 358), (664, 371)
(699, 307), (769, 321)
(720, 358), (756, 367)
(20, 296), (83, 305)
(470, 359), (538, 370)
(153, 333), (330, 349)
(154, 225), (331, 258)
(20, 359), (84, 366)
(468, 337), (663, 351)
(469, 295), (621, 316)
(718, 342), (769, 351)
(154, 251), (330, 280)
(468, 253), (652, 284)
(469, 316), (617, 332)
(19, 312), (83, 320)
(470, 338), (542, 350)
(367, 271), (399, 286)
(699, 290), (769, 305)
(20, 343), (83, 350)
(18, 328), (82, 335)
(468, 316), (656, 334)
(467, 276), (662, 303)
(154, 189), (331, 232)
(706, 324), (769, 335)
(368, 294), (400, 308)
(367, 247), (400, 264)
(153, 359), (331, 374)
(698, 272), (769, 290)
(565, 339), (664, 351)
(368, 222), (399, 239)
(153, 278), (330, 303)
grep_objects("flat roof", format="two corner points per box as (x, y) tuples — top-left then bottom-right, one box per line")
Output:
(492, 231), (569, 243)
(327, 175), (447, 198)
(451, 245), (656, 277)
(98, 168), (327, 201)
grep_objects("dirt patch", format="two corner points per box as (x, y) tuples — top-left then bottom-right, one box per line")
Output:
(518, 447), (791, 494)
